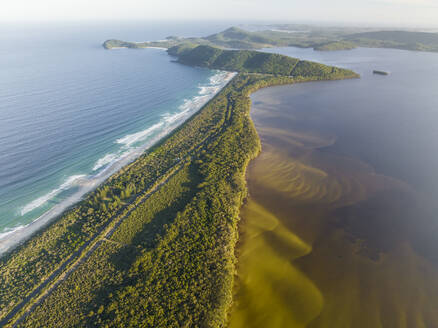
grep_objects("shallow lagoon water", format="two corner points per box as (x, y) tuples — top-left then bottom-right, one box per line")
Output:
(230, 47), (438, 327)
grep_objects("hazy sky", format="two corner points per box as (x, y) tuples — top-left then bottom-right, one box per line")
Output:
(2, 0), (438, 27)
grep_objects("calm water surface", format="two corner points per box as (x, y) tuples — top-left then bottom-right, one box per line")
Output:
(231, 47), (438, 328)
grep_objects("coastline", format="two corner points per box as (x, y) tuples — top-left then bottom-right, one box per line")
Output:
(0, 43), (359, 326)
(2, 25), (437, 327)
(0, 73), (265, 327)
(229, 85), (317, 327)
(106, 46), (167, 50)
(229, 77), (363, 327)
(0, 71), (236, 256)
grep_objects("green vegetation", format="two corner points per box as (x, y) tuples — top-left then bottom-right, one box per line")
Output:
(104, 26), (438, 53)
(168, 44), (358, 79)
(103, 39), (181, 50)
(169, 44), (299, 74)
(345, 30), (438, 52)
(314, 41), (357, 51)
(103, 27), (332, 50)
(205, 27), (277, 49)
(0, 45), (357, 327)
(202, 27), (352, 50)
(103, 39), (136, 49)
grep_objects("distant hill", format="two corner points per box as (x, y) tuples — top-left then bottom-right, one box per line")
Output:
(205, 27), (274, 49)
(347, 30), (438, 44)
(103, 26), (438, 53)
(313, 41), (357, 51)
(345, 30), (438, 52)
(168, 44), (358, 79)
(103, 39), (180, 50)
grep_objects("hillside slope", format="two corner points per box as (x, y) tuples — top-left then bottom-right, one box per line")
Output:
(345, 30), (438, 52)
(168, 44), (358, 79)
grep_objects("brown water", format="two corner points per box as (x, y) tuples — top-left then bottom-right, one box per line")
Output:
(230, 47), (438, 328)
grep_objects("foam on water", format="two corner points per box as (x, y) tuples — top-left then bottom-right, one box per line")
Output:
(96, 70), (234, 173)
(20, 175), (86, 216)
(163, 71), (232, 124)
(92, 153), (120, 171)
(116, 122), (165, 147)
(0, 224), (27, 240)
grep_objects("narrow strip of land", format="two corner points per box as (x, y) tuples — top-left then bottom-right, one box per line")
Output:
(2, 75), (237, 327)
(1, 45), (358, 327)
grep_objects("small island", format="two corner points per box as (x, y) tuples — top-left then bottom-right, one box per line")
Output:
(373, 70), (389, 75)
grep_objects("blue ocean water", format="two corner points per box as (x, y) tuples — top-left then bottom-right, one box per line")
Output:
(0, 22), (233, 239)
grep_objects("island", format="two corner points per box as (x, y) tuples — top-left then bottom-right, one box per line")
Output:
(373, 70), (389, 75)
(103, 26), (438, 53)
(0, 43), (357, 327)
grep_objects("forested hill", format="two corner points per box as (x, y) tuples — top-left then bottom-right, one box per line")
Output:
(104, 26), (438, 53)
(345, 30), (438, 52)
(168, 44), (358, 79)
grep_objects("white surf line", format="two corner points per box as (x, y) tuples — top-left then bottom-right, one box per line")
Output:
(20, 175), (86, 216)
(0, 71), (236, 256)
(4, 76), (240, 325)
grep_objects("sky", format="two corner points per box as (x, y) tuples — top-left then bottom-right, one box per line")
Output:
(2, 0), (438, 28)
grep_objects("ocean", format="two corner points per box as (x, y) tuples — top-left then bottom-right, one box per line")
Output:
(0, 22), (233, 244)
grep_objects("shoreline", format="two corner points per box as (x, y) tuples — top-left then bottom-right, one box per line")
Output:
(0, 41), (359, 325)
(107, 46), (167, 50)
(228, 64), (437, 326)
(0, 73), (358, 327)
(229, 78), (358, 326)
(0, 71), (236, 256)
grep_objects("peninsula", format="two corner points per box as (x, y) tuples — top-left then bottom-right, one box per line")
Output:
(103, 26), (438, 53)
(0, 42), (357, 328)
